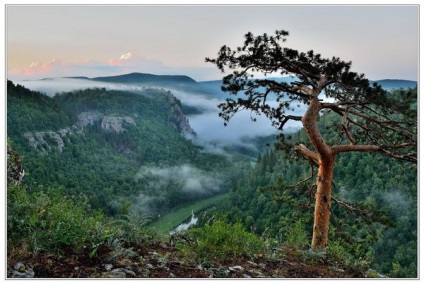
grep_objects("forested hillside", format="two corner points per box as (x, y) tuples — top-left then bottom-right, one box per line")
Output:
(7, 81), (247, 216)
(202, 88), (417, 278)
(6, 79), (417, 278)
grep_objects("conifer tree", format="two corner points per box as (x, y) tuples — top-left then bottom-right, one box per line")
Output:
(206, 30), (417, 248)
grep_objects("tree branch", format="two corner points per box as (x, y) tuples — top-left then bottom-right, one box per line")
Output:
(331, 143), (417, 163)
(331, 144), (380, 154)
(294, 143), (319, 167)
(331, 196), (368, 216)
(321, 103), (416, 140)
(278, 115), (303, 130)
(255, 79), (311, 99)
(342, 111), (356, 145)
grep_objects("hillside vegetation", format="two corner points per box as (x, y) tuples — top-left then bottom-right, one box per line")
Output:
(6, 79), (417, 278)
(200, 88), (417, 278)
(7, 81), (248, 217)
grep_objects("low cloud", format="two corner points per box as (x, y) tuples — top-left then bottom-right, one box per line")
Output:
(135, 164), (222, 195)
(131, 164), (226, 215)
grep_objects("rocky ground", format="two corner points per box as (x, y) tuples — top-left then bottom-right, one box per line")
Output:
(7, 241), (368, 279)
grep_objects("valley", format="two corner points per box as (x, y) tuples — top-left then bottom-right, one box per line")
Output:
(6, 73), (417, 278)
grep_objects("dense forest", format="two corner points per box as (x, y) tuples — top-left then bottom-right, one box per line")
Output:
(199, 88), (417, 277)
(7, 81), (249, 216)
(6, 79), (417, 278)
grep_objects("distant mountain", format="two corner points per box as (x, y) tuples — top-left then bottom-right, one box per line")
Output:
(199, 77), (417, 98)
(90, 72), (212, 94)
(371, 79), (417, 90)
(92, 72), (195, 84)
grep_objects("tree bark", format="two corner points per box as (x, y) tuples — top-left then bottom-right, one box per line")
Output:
(301, 92), (335, 249)
(311, 155), (334, 248)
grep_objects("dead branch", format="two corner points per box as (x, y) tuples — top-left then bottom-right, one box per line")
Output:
(331, 196), (368, 216)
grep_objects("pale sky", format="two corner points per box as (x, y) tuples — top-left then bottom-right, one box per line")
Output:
(6, 5), (419, 81)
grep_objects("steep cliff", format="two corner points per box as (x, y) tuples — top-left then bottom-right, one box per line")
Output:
(7, 142), (25, 185)
(167, 95), (196, 137)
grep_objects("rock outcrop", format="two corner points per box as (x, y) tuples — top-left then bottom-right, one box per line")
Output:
(7, 145), (25, 185)
(77, 112), (103, 128)
(78, 111), (136, 133)
(22, 100), (195, 154)
(23, 125), (82, 154)
(168, 96), (196, 137)
(23, 112), (138, 153)
(101, 116), (135, 133)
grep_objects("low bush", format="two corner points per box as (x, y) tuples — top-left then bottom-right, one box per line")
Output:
(8, 184), (102, 254)
(177, 218), (265, 263)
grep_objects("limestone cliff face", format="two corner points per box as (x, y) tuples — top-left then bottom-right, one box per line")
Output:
(101, 116), (135, 133)
(23, 126), (82, 154)
(77, 112), (103, 128)
(23, 112), (138, 153)
(77, 112), (136, 133)
(22, 98), (195, 154)
(168, 96), (196, 137)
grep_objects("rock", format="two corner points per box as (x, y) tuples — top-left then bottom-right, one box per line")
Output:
(211, 267), (230, 278)
(7, 146), (25, 185)
(366, 269), (386, 278)
(146, 264), (154, 269)
(242, 274), (252, 278)
(24, 130), (66, 153)
(110, 269), (126, 278)
(11, 262), (35, 278)
(248, 269), (266, 278)
(14, 262), (26, 272)
(169, 273), (176, 278)
(78, 111), (137, 134)
(228, 265), (244, 272)
(247, 261), (258, 267)
(101, 115), (135, 133)
(122, 268), (137, 278)
(23, 111), (139, 154)
(46, 131), (65, 152)
(108, 268), (137, 278)
(104, 264), (113, 271)
(77, 112), (103, 128)
(167, 95), (196, 136)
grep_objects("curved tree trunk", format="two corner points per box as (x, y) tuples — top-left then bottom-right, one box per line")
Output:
(300, 90), (335, 249)
(311, 155), (334, 248)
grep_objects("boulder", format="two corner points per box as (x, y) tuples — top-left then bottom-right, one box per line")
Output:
(11, 262), (35, 278)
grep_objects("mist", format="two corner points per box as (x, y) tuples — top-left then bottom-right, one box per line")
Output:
(130, 164), (227, 216)
(383, 189), (414, 216)
(15, 78), (128, 97)
(136, 164), (223, 194)
(170, 89), (305, 153)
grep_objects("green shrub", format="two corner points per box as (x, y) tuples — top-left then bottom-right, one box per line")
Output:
(8, 184), (103, 254)
(283, 218), (309, 249)
(178, 219), (265, 263)
(112, 212), (153, 246)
